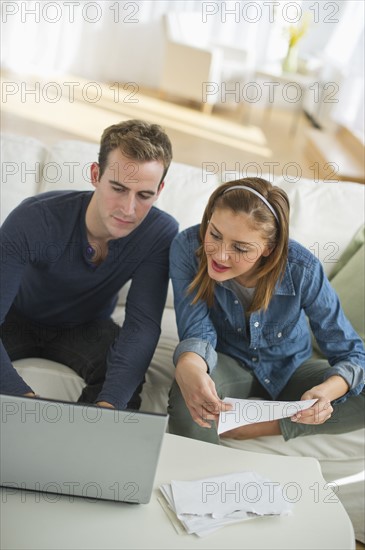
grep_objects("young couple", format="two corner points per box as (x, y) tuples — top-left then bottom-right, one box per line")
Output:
(1, 119), (364, 444)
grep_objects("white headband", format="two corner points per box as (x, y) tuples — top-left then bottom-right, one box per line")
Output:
(223, 185), (279, 222)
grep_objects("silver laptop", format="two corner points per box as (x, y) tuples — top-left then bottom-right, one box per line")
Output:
(0, 394), (168, 504)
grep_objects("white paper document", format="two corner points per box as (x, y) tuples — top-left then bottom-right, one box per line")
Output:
(218, 397), (318, 435)
(159, 471), (293, 537)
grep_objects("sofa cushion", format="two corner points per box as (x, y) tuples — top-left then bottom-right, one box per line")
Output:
(271, 178), (365, 278)
(1, 134), (48, 223)
(40, 139), (99, 193)
(157, 161), (219, 230)
(312, 225), (365, 357)
(329, 224), (365, 280)
(14, 358), (85, 402)
(330, 239), (365, 342)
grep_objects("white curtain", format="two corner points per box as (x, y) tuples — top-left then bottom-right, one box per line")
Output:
(1, 1), (205, 84)
(323, 0), (365, 136)
(1, 0), (296, 83)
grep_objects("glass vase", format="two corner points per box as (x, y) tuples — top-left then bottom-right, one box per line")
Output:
(282, 44), (298, 73)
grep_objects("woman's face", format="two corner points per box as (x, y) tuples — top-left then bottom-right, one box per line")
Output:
(204, 207), (272, 286)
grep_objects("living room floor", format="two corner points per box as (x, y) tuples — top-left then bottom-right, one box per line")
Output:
(1, 77), (315, 182)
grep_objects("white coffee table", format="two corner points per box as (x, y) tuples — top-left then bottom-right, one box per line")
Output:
(0, 433), (355, 549)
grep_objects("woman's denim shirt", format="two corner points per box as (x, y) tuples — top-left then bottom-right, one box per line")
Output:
(170, 226), (365, 403)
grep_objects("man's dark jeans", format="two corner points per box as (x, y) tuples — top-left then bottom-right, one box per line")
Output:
(1, 306), (143, 409)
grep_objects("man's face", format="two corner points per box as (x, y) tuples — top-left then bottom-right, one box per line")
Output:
(89, 148), (165, 241)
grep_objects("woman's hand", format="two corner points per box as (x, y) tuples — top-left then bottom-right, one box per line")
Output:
(291, 375), (349, 425)
(175, 352), (231, 428)
(291, 391), (333, 425)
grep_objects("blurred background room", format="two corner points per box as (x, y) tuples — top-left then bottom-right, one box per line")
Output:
(1, 0), (364, 182)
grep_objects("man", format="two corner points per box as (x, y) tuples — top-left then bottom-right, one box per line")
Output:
(0, 119), (178, 410)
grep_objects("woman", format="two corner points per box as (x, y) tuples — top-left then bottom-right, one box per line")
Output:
(168, 177), (364, 444)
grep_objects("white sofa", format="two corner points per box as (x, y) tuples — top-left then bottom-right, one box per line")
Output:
(1, 133), (364, 542)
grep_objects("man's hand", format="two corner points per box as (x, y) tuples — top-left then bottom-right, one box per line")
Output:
(96, 401), (115, 409)
(175, 352), (232, 428)
(23, 392), (36, 397)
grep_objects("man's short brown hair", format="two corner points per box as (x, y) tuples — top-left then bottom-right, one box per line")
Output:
(98, 119), (172, 185)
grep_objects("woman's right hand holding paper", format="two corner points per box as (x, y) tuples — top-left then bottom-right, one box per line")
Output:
(175, 352), (231, 428)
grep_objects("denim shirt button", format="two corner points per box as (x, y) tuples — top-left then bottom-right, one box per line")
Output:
(264, 378), (270, 384)
(254, 322), (260, 328)
(252, 357), (258, 362)
(237, 328), (242, 332)
(234, 300), (239, 305)
(277, 332), (282, 338)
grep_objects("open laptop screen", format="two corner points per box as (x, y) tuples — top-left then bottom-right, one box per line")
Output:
(0, 394), (168, 504)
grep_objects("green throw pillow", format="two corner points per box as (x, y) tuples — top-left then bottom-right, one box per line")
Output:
(312, 225), (365, 358)
(330, 243), (365, 343)
(329, 225), (365, 280)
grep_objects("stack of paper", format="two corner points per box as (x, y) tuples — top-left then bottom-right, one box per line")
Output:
(159, 471), (293, 537)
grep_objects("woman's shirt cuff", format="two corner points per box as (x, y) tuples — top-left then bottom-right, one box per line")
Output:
(173, 338), (217, 373)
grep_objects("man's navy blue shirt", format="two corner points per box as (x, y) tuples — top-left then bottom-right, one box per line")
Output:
(0, 191), (178, 408)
